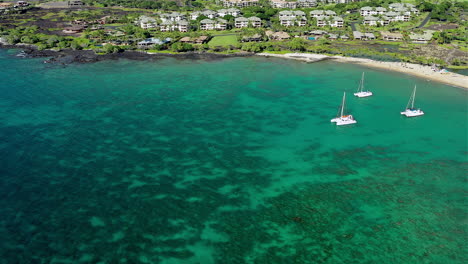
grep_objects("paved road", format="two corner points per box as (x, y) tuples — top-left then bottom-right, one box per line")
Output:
(416, 12), (432, 28)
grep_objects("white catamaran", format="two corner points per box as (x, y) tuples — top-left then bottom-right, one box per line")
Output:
(331, 92), (357, 126)
(401, 85), (424, 117)
(354, 72), (372, 97)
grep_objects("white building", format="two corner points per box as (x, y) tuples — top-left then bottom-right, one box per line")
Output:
(217, 8), (241, 17)
(220, 0), (259, 8)
(234, 16), (261, 28)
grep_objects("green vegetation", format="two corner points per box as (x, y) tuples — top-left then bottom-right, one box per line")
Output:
(0, 0), (466, 67)
(208, 35), (239, 47)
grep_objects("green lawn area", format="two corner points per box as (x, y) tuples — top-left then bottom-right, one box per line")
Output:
(208, 35), (238, 47)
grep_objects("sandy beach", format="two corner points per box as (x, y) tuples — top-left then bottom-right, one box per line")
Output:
(257, 53), (468, 89)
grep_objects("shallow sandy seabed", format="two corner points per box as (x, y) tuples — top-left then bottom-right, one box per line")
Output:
(257, 53), (468, 89)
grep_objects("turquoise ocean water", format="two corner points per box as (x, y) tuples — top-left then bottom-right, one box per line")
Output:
(0, 49), (466, 263)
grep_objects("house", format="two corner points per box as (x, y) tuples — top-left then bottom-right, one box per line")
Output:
(137, 16), (157, 29)
(309, 30), (328, 37)
(380, 31), (403, 41)
(340, 35), (349, 41)
(200, 18), (228, 30)
(235, 16), (261, 28)
(220, 0), (259, 8)
(328, 33), (338, 40)
(363, 16), (379, 26)
(270, 0), (297, 9)
(137, 38), (171, 49)
(72, 19), (88, 26)
(62, 25), (85, 34)
(15, 1), (29, 8)
(409, 31), (433, 44)
(68, 0), (84, 7)
(0, 3), (13, 10)
(242, 33), (263, 42)
(266, 30), (291, 40)
(353, 31), (375, 40)
(179, 36), (209, 44)
(218, 8), (241, 17)
(297, 0), (317, 8)
(96, 16), (113, 25)
(193, 36), (209, 44)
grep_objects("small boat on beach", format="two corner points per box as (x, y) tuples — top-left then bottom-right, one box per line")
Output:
(354, 72), (372, 97)
(331, 92), (357, 126)
(401, 85), (424, 117)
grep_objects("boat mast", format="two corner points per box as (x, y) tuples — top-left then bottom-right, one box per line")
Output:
(341, 92), (345, 116)
(361, 72), (365, 92)
(411, 85), (416, 109)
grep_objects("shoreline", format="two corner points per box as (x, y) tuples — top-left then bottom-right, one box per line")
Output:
(2, 44), (467, 89)
(257, 53), (468, 89)
(0, 44), (254, 64)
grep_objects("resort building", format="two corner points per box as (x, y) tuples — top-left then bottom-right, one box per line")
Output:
(266, 30), (291, 40)
(409, 31), (433, 44)
(317, 16), (344, 27)
(200, 18), (228, 30)
(363, 16), (379, 26)
(279, 10), (307, 27)
(190, 10), (219, 21)
(137, 38), (171, 49)
(136, 15), (157, 29)
(380, 31), (403, 41)
(310, 10), (336, 18)
(68, 0), (84, 7)
(161, 12), (186, 22)
(201, 10), (218, 19)
(179, 36), (209, 44)
(270, 0), (297, 9)
(389, 3), (416, 10)
(217, 8), (241, 17)
(62, 25), (85, 34)
(353, 31), (375, 40)
(360, 6), (387, 16)
(160, 20), (189, 32)
(234, 16), (262, 28)
(242, 34), (263, 42)
(297, 0), (317, 8)
(220, 0), (259, 8)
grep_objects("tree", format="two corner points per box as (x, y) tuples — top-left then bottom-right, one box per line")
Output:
(288, 37), (307, 51)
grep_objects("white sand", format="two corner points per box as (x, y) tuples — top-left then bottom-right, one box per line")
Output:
(257, 53), (468, 89)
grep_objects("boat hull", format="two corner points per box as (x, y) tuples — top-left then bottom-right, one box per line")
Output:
(337, 119), (357, 126)
(354, 91), (373, 97)
(401, 109), (424, 117)
(332, 115), (357, 126)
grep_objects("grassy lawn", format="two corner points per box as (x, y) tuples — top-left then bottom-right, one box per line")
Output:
(208, 35), (238, 47)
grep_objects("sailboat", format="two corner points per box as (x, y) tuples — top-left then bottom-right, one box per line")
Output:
(401, 85), (424, 117)
(354, 72), (372, 97)
(331, 92), (357, 126)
